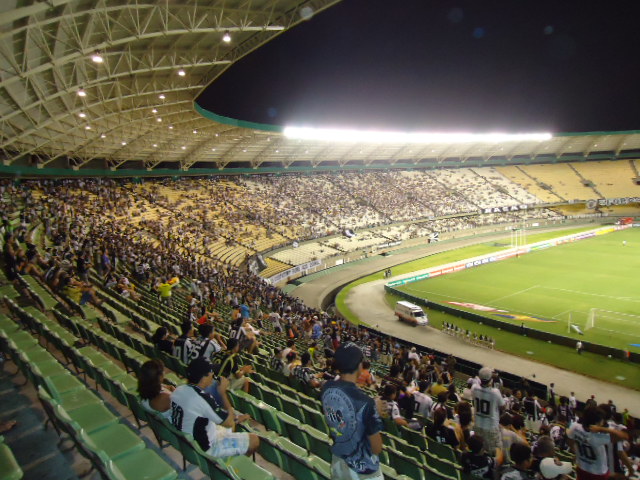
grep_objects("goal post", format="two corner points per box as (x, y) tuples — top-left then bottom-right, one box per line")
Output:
(557, 310), (588, 334)
(583, 308), (640, 340)
(586, 308), (595, 331)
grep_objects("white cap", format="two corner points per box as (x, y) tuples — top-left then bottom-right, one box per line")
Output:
(540, 458), (573, 479)
(479, 367), (493, 381)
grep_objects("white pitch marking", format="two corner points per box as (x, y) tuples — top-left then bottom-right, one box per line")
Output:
(489, 285), (539, 304)
(540, 286), (640, 304)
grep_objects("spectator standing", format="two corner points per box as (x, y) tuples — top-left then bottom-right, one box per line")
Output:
(356, 360), (376, 388)
(500, 414), (529, 462)
(413, 381), (434, 417)
(523, 391), (544, 434)
(156, 278), (178, 306)
(321, 343), (384, 480)
(472, 366), (506, 455)
(567, 406), (627, 480)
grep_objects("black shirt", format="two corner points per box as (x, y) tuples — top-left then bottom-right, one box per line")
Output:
(461, 452), (496, 479)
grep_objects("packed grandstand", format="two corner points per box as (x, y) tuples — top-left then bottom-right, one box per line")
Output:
(1, 167), (639, 480)
(1, 1), (640, 480)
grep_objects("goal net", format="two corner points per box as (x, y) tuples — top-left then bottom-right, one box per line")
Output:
(586, 308), (640, 332)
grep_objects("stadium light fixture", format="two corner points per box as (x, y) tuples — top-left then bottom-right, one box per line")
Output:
(159, 94), (166, 100)
(222, 31), (231, 43)
(152, 144), (158, 147)
(157, 118), (162, 122)
(78, 112), (86, 118)
(77, 88), (86, 97)
(177, 69), (186, 76)
(91, 53), (103, 63)
(121, 141), (127, 146)
(100, 134), (106, 139)
(152, 108), (158, 113)
(85, 125), (91, 130)
(283, 127), (553, 144)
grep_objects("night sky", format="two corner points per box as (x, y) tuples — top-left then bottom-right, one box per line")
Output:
(197, 0), (640, 133)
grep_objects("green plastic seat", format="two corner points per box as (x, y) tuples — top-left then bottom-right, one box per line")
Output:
(78, 426), (145, 461)
(306, 455), (331, 479)
(7, 332), (39, 349)
(78, 346), (111, 367)
(0, 442), (23, 480)
(42, 372), (86, 396)
(0, 317), (20, 334)
(56, 388), (103, 411)
(97, 361), (128, 382)
(426, 435), (458, 464)
(385, 447), (426, 480)
(302, 425), (332, 462)
(55, 402), (118, 434)
(425, 451), (461, 480)
(20, 348), (53, 364)
(257, 436), (286, 471)
(226, 455), (276, 480)
(29, 359), (67, 377)
(275, 436), (308, 474)
(102, 448), (178, 480)
(259, 405), (287, 436)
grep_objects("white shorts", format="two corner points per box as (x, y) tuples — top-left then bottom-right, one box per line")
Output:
(331, 455), (384, 480)
(474, 426), (502, 455)
(209, 427), (250, 458)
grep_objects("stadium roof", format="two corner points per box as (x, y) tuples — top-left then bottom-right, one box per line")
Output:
(1, 0), (640, 174)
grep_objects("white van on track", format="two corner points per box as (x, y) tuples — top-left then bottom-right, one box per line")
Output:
(394, 301), (429, 326)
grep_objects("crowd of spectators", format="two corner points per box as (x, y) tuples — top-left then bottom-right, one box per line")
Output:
(2, 175), (637, 479)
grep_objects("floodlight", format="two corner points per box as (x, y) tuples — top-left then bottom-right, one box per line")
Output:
(77, 88), (86, 97)
(91, 53), (103, 63)
(222, 31), (231, 43)
(177, 69), (186, 77)
(283, 126), (552, 144)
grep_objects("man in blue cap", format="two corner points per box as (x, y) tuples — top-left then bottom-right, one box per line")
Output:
(321, 342), (384, 479)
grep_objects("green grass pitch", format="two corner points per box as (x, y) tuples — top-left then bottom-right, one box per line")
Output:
(397, 228), (640, 352)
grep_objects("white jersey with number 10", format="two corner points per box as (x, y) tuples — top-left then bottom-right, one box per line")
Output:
(471, 384), (505, 430)
(567, 423), (610, 475)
